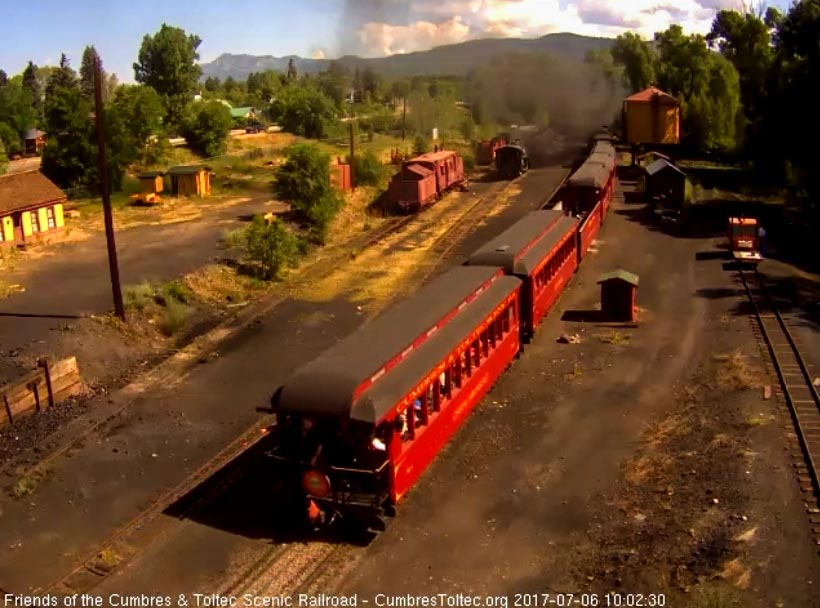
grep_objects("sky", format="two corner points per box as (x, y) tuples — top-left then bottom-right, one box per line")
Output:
(2, 0), (794, 82)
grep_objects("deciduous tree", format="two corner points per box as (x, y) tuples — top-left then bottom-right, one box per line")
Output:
(611, 33), (656, 92)
(180, 101), (232, 157)
(134, 24), (203, 131)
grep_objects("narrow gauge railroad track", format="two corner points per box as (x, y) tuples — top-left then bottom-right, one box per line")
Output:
(211, 176), (543, 597)
(420, 167), (572, 284)
(34, 176), (504, 596)
(739, 267), (820, 550)
(41, 415), (277, 596)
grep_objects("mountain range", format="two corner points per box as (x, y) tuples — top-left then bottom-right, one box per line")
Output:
(199, 32), (614, 81)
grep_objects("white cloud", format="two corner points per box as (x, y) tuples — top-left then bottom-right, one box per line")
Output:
(351, 0), (751, 56)
(357, 15), (472, 56)
(311, 48), (328, 59)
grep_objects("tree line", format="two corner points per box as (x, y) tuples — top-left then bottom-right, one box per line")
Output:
(607, 0), (819, 203)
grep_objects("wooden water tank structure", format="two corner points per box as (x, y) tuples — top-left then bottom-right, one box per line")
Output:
(623, 87), (680, 145)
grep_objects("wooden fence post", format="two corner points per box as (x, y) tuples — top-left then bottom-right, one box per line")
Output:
(3, 394), (12, 425)
(39, 358), (55, 409)
(29, 381), (41, 412)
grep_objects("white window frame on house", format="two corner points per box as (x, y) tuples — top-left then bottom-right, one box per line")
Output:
(46, 206), (55, 229)
(30, 211), (39, 233)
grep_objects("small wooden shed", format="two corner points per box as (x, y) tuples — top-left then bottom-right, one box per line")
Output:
(167, 165), (212, 197)
(645, 159), (686, 208)
(598, 270), (639, 322)
(137, 171), (164, 195)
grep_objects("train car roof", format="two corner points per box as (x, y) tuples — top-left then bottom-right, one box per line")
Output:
(358, 275), (520, 424)
(567, 161), (609, 188)
(412, 150), (457, 162)
(402, 163), (434, 178)
(275, 265), (511, 424)
(497, 144), (527, 153)
(466, 211), (579, 276)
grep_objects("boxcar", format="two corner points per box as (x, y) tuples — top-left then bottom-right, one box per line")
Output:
(495, 144), (529, 179)
(267, 266), (521, 529)
(476, 137), (506, 166)
(466, 210), (579, 339)
(387, 150), (465, 212)
(388, 163), (438, 212)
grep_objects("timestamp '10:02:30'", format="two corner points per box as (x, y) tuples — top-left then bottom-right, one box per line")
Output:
(513, 594), (667, 607)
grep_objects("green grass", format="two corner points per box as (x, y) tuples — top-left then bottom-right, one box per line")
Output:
(159, 298), (190, 336)
(123, 281), (155, 312)
(123, 280), (193, 335)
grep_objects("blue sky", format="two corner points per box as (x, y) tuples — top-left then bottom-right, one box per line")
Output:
(2, 0), (794, 82)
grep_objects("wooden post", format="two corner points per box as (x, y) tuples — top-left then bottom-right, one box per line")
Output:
(402, 97), (407, 142)
(349, 122), (356, 192)
(29, 381), (41, 412)
(3, 394), (12, 425)
(94, 56), (126, 321)
(39, 358), (55, 409)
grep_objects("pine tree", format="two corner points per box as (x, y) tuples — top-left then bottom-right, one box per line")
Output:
(287, 58), (297, 82)
(46, 54), (78, 99)
(0, 70), (7, 87)
(80, 46), (103, 101)
(22, 61), (42, 121)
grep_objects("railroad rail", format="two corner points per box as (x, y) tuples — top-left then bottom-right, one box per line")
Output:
(34, 175), (515, 596)
(420, 168), (572, 285)
(739, 266), (820, 549)
(42, 416), (276, 595)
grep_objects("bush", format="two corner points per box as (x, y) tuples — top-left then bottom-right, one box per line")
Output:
(159, 298), (190, 336)
(352, 150), (386, 187)
(0, 141), (7, 175)
(242, 216), (301, 279)
(274, 144), (342, 239)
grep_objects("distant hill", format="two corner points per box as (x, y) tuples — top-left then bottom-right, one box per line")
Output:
(200, 33), (614, 81)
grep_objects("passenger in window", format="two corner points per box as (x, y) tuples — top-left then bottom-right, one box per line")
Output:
(396, 413), (409, 439)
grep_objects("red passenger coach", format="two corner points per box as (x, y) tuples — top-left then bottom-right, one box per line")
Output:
(466, 210), (579, 339)
(266, 266), (521, 529)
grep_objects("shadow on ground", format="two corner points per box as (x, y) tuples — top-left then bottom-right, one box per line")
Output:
(163, 431), (377, 547)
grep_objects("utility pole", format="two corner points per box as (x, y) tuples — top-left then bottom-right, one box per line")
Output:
(349, 121), (356, 192)
(402, 97), (407, 142)
(94, 57), (125, 321)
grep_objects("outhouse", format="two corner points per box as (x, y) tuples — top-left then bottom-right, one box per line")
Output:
(597, 269), (639, 322)
(167, 165), (213, 197)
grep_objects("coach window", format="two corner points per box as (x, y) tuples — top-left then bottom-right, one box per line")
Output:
(472, 340), (481, 366)
(453, 358), (463, 389)
(481, 331), (489, 357)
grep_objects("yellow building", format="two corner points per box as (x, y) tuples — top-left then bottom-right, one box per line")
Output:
(167, 165), (212, 197)
(623, 87), (680, 145)
(0, 170), (66, 247)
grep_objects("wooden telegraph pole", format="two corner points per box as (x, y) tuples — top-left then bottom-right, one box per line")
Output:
(93, 57), (125, 321)
(349, 121), (356, 192)
(402, 97), (407, 142)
